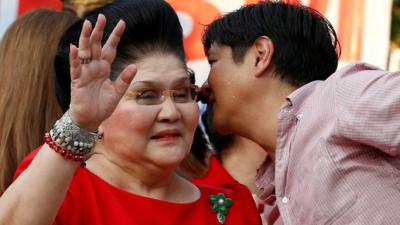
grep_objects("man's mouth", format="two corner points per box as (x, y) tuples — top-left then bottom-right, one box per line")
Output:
(197, 86), (214, 104)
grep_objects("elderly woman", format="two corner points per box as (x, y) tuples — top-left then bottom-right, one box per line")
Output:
(0, 1), (261, 225)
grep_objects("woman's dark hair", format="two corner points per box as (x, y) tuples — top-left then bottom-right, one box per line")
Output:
(201, 104), (234, 156)
(203, 1), (340, 87)
(55, 0), (185, 112)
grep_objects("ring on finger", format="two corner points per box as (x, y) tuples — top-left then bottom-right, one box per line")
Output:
(79, 57), (92, 64)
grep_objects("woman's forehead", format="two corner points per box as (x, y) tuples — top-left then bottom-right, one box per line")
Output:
(136, 53), (184, 70)
(132, 54), (188, 85)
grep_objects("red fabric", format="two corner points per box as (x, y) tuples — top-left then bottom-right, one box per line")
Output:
(192, 155), (236, 187)
(167, 0), (220, 61)
(15, 148), (261, 225)
(337, 0), (364, 61)
(18, 0), (62, 16)
(192, 155), (262, 224)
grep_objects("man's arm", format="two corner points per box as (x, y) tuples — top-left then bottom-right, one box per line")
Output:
(335, 63), (400, 156)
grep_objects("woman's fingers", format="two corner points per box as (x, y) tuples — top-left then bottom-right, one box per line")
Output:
(114, 64), (136, 97)
(70, 44), (81, 80)
(90, 14), (106, 60)
(102, 20), (125, 64)
(78, 20), (92, 60)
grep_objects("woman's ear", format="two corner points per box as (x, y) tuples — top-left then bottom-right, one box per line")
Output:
(253, 36), (274, 77)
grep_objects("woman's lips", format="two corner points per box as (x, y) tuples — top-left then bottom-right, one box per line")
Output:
(151, 129), (181, 142)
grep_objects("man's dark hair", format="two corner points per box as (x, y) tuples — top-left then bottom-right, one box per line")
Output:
(55, 0), (185, 112)
(203, 1), (340, 87)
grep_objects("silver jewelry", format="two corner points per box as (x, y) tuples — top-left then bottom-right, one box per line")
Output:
(49, 110), (100, 156)
(79, 57), (91, 64)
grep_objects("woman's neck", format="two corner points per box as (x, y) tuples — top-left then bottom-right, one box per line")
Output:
(220, 137), (267, 195)
(86, 145), (199, 203)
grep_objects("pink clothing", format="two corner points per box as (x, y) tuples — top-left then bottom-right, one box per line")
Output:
(256, 63), (400, 224)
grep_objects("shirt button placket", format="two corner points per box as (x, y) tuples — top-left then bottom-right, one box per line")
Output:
(282, 196), (289, 204)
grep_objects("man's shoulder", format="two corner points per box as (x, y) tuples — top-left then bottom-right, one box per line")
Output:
(329, 62), (387, 81)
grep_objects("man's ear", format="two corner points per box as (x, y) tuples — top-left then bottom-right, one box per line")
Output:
(253, 36), (274, 77)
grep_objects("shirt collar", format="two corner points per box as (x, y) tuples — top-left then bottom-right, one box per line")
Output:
(285, 81), (321, 111)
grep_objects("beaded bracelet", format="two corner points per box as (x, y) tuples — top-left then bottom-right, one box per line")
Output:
(44, 133), (86, 162)
(45, 110), (101, 166)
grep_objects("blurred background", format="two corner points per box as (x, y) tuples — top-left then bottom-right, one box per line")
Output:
(0, 0), (399, 85)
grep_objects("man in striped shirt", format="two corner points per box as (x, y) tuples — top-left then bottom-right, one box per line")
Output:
(202, 1), (400, 224)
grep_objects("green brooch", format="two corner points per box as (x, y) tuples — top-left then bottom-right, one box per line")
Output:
(209, 193), (233, 224)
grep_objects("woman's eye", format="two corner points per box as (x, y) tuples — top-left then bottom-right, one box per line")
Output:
(175, 88), (189, 97)
(174, 88), (191, 97)
(173, 88), (191, 103)
(136, 90), (159, 99)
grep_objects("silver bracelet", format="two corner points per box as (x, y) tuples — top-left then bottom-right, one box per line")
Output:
(49, 110), (101, 156)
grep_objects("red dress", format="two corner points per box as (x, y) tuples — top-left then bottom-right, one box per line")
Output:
(192, 155), (262, 221)
(192, 155), (238, 188)
(15, 148), (262, 225)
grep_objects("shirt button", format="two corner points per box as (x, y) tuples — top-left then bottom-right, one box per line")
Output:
(296, 113), (303, 120)
(282, 196), (289, 204)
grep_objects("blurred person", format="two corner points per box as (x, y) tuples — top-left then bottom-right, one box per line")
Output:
(0, 1), (262, 225)
(0, 9), (78, 196)
(202, 1), (400, 224)
(63, 0), (113, 17)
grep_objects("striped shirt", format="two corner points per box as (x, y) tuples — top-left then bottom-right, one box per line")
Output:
(255, 62), (400, 224)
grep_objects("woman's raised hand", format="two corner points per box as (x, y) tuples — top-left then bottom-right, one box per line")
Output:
(68, 14), (136, 131)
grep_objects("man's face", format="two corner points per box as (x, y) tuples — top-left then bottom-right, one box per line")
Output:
(205, 43), (254, 134)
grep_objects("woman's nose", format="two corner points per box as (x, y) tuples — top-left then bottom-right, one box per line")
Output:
(156, 97), (181, 122)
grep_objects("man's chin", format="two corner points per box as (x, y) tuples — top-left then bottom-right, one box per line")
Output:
(212, 114), (231, 135)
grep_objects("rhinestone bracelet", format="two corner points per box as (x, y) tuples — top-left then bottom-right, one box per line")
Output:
(45, 110), (101, 163)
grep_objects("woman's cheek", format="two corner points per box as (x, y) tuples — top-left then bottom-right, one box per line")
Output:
(185, 103), (200, 131)
(106, 104), (157, 133)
